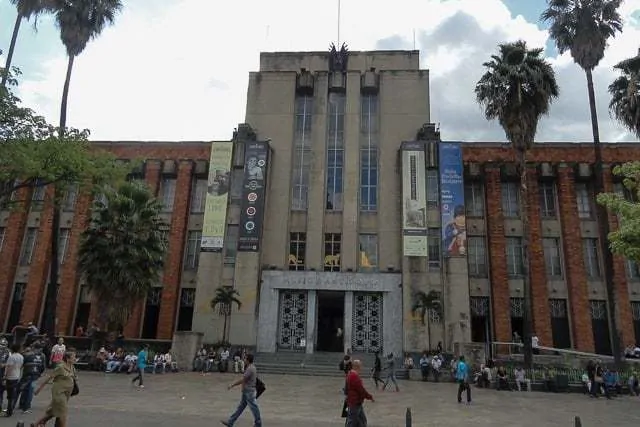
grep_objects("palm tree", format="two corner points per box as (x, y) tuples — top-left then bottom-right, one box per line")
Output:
(1, 0), (51, 90)
(542, 0), (624, 364)
(41, 0), (122, 342)
(412, 290), (442, 350)
(77, 182), (167, 330)
(475, 40), (559, 369)
(609, 48), (640, 138)
(211, 287), (242, 344)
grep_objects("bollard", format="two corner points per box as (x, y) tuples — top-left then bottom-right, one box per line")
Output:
(574, 416), (582, 427)
(406, 407), (412, 427)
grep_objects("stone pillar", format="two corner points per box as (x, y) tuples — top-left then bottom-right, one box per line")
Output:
(171, 331), (203, 371)
(557, 164), (594, 352)
(306, 290), (317, 354)
(228, 252), (260, 346)
(602, 166), (635, 348)
(445, 257), (472, 349)
(484, 167), (511, 344)
(525, 167), (552, 346)
(344, 291), (353, 352)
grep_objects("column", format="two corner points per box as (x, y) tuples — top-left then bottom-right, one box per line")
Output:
(344, 291), (353, 353)
(525, 167), (552, 346)
(341, 72), (361, 270)
(484, 166), (511, 343)
(305, 290), (317, 354)
(557, 164), (594, 352)
(602, 166), (634, 347)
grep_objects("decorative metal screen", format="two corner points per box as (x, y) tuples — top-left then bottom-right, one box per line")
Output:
(146, 288), (162, 306)
(549, 299), (568, 318)
(277, 291), (308, 350)
(589, 300), (607, 320)
(631, 302), (640, 321)
(470, 296), (489, 317)
(510, 298), (524, 318)
(351, 293), (383, 353)
(180, 288), (195, 307)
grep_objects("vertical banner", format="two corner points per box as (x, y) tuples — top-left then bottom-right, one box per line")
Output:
(201, 141), (233, 251)
(401, 141), (428, 257)
(439, 142), (466, 257)
(238, 142), (270, 252)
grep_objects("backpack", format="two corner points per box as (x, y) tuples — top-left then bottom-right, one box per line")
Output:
(339, 360), (345, 371)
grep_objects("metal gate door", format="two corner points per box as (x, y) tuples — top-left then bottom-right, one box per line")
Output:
(277, 291), (308, 350)
(351, 293), (383, 353)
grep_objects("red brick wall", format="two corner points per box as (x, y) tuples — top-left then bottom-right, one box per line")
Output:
(0, 187), (31, 330)
(484, 167), (511, 343)
(525, 167), (552, 345)
(602, 167), (635, 347)
(157, 160), (194, 339)
(556, 165), (594, 352)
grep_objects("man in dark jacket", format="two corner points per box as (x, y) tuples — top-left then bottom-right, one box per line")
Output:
(345, 360), (374, 427)
(18, 345), (44, 413)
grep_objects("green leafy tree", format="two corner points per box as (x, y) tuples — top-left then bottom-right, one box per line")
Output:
(542, 0), (624, 364)
(412, 290), (442, 350)
(210, 287), (242, 344)
(597, 163), (640, 260)
(77, 182), (167, 330)
(609, 48), (640, 139)
(1, 0), (51, 90)
(475, 40), (559, 369)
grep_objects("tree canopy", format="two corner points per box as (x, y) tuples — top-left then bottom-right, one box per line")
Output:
(609, 50), (640, 139)
(597, 162), (640, 262)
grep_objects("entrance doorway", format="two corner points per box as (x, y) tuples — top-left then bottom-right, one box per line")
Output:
(316, 291), (344, 352)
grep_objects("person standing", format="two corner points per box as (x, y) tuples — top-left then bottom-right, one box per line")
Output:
(382, 353), (399, 392)
(0, 337), (9, 413)
(221, 353), (261, 427)
(1, 343), (24, 418)
(50, 338), (66, 368)
(131, 345), (148, 389)
(346, 359), (374, 427)
(33, 349), (78, 427)
(456, 355), (471, 404)
(18, 344), (44, 414)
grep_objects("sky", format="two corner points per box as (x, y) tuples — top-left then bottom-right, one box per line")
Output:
(1, 0), (640, 143)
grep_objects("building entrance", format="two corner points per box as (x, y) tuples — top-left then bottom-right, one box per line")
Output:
(316, 291), (344, 352)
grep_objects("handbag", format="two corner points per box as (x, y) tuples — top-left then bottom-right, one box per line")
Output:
(594, 375), (603, 383)
(71, 378), (79, 396)
(256, 377), (266, 399)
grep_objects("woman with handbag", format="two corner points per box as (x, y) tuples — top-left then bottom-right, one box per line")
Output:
(31, 349), (79, 427)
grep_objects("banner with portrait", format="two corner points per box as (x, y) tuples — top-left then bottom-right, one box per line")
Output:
(238, 142), (270, 252)
(201, 142), (233, 251)
(401, 141), (428, 257)
(439, 142), (466, 257)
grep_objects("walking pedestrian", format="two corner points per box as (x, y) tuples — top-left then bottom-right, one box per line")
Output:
(382, 353), (399, 392)
(131, 345), (148, 389)
(456, 355), (471, 404)
(32, 348), (78, 427)
(371, 351), (383, 390)
(1, 343), (24, 418)
(345, 359), (374, 427)
(220, 353), (261, 427)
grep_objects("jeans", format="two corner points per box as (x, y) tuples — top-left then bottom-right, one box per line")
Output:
(4, 379), (19, 416)
(227, 389), (261, 427)
(457, 380), (471, 403)
(106, 361), (121, 372)
(346, 404), (367, 427)
(19, 378), (34, 411)
(132, 367), (144, 386)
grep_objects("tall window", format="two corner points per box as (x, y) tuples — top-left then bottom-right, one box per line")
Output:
(427, 228), (441, 269)
(183, 231), (202, 270)
(582, 238), (601, 278)
(289, 232), (306, 271)
(360, 94), (378, 212)
(323, 233), (341, 272)
(59, 228), (71, 265)
(326, 93), (345, 211)
(176, 288), (195, 332)
(501, 182), (519, 217)
(467, 236), (488, 277)
(543, 238), (562, 278)
(160, 177), (177, 212)
(31, 179), (46, 208)
(224, 225), (238, 265)
(464, 182), (484, 217)
(539, 181), (557, 218)
(358, 234), (378, 271)
(614, 182), (636, 201)
(291, 96), (313, 210)
(6, 283), (26, 332)
(627, 259), (640, 281)
(190, 178), (207, 213)
(62, 183), (78, 212)
(19, 227), (38, 266)
(575, 183), (594, 219)
(505, 237), (524, 277)
(0, 227), (5, 253)
(426, 169), (439, 208)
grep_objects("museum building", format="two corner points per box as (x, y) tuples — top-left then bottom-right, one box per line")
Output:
(1, 49), (639, 356)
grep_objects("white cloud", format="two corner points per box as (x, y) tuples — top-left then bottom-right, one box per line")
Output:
(12, 0), (640, 142)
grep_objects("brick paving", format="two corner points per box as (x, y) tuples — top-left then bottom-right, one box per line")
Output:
(2, 371), (639, 427)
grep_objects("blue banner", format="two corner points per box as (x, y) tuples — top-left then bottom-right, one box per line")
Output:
(440, 142), (466, 258)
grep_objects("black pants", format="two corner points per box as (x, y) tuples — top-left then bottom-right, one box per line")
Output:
(457, 380), (471, 403)
(132, 368), (144, 386)
(4, 379), (20, 416)
(372, 370), (383, 388)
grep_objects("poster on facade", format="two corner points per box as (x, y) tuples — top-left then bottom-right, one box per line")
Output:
(238, 142), (270, 252)
(401, 141), (428, 257)
(439, 142), (466, 257)
(201, 141), (233, 251)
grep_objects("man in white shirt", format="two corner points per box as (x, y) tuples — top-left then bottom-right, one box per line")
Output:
(164, 352), (177, 372)
(431, 355), (442, 382)
(531, 335), (540, 355)
(2, 344), (24, 417)
(514, 367), (531, 391)
(220, 348), (230, 372)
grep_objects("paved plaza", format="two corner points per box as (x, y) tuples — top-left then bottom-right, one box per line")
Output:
(1, 371), (639, 427)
